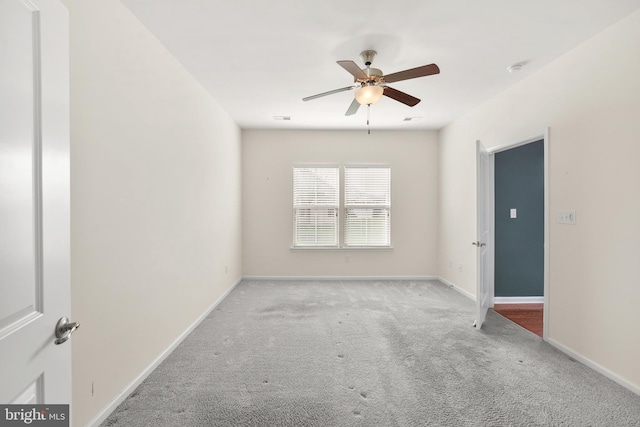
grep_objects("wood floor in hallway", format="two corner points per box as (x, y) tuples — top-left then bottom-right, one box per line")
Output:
(492, 303), (543, 337)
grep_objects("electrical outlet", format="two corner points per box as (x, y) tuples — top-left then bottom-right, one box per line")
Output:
(345, 256), (350, 264)
(457, 263), (463, 272)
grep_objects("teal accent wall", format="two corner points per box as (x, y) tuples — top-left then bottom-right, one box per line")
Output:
(494, 140), (544, 297)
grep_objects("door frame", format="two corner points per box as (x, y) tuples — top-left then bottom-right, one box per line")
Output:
(483, 128), (550, 340)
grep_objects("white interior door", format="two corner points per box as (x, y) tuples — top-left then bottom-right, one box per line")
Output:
(474, 140), (492, 329)
(0, 0), (72, 405)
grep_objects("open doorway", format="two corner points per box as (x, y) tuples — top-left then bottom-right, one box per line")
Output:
(493, 140), (544, 336)
(479, 131), (549, 339)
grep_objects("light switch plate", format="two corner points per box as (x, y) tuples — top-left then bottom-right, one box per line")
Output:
(558, 210), (577, 224)
(510, 208), (517, 219)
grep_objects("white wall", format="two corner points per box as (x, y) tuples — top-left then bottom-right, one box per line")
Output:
(242, 130), (438, 278)
(439, 10), (640, 391)
(63, 1), (242, 425)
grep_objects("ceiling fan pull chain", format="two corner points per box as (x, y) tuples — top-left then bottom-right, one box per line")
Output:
(367, 104), (371, 135)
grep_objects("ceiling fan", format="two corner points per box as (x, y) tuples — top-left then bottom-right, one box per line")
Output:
(302, 50), (440, 116)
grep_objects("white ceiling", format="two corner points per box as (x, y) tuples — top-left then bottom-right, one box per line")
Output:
(120, 0), (640, 131)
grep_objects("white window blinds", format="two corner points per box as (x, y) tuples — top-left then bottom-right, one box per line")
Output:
(293, 167), (339, 247)
(344, 166), (391, 247)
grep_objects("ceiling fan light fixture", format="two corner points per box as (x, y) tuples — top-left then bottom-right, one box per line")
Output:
(355, 85), (383, 105)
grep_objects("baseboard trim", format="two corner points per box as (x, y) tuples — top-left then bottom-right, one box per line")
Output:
(242, 275), (439, 281)
(437, 276), (475, 301)
(87, 278), (242, 427)
(494, 296), (544, 304)
(547, 337), (640, 397)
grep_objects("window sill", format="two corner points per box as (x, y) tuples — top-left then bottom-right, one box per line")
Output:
(290, 246), (393, 251)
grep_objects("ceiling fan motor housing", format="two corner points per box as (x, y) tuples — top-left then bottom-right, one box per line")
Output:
(365, 68), (382, 77)
(355, 67), (383, 85)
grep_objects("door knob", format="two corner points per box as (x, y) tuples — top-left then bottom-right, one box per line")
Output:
(54, 317), (80, 345)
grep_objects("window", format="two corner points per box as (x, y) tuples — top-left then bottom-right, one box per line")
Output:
(344, 166), (391, 247)
(292, 166), (339, 247)
(293, 165), (391, 248)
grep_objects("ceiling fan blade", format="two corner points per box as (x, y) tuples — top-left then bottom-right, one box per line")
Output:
(383, 64), (440, 83)
(345, 98), (360, 116)
(337, 60), (368, 80)
(303, 86), (354, 101)
(383, 86), (421, 107)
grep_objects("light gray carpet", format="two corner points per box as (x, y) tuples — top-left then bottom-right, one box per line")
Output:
(102, 280), (640, 426)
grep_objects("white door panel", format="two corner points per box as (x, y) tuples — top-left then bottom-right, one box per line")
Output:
(0, 0), (71, 406)
(474, 140), (492, 329)
(0, 0), (39, 331)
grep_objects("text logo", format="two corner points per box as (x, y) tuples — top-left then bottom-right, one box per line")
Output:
(0, 405), (69, 426)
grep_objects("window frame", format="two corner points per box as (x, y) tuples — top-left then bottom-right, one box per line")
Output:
(291, 164), (392, 250)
